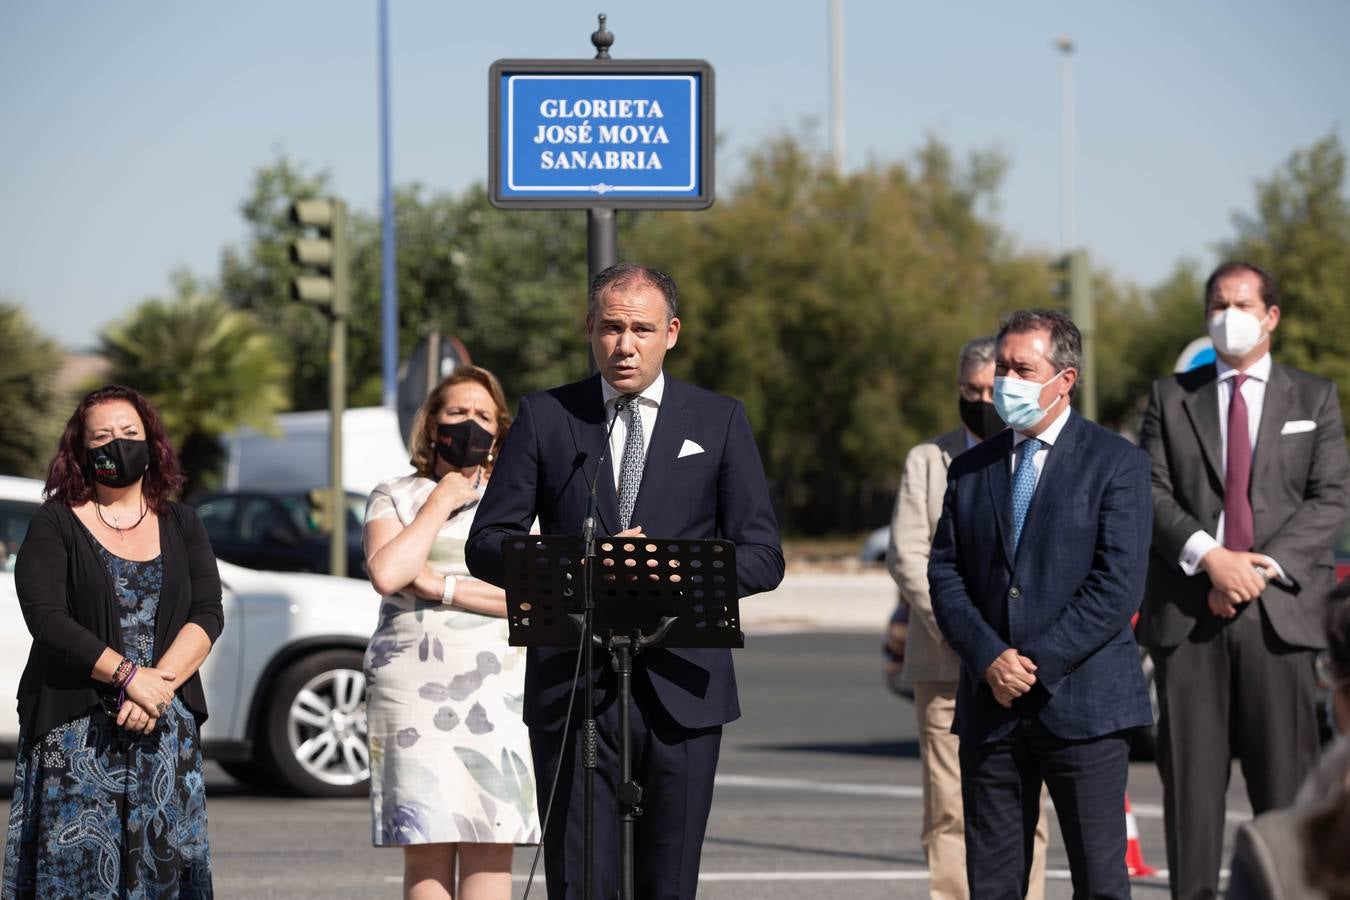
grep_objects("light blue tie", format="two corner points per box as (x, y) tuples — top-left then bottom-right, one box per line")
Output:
(1011, 437), (1044, 550)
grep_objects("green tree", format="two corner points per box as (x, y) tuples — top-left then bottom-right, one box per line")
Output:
(220, 154), (592, 414)
(1093, 262), (1207, 434)
(346, 183), (590, 406)
(1221, 134), (1350, 432)
(626, 134), (1050, 533)
(100, 273), (290, 497)
(0, 303), (64, 478)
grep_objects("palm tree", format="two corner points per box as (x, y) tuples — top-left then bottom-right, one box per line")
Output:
(0, 303), (64, 478)
(100, 273), (290, 497)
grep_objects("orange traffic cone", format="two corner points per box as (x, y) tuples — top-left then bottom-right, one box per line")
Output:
(1124, 793), (1156, 877)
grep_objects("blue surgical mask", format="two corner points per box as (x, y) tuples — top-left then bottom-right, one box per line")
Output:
(993, 370), (1068, 432)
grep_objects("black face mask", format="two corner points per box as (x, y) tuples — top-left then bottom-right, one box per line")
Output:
(958, 398), (1005, 442)
(436, 420), (494, 469)
(88, 438), (150, 488)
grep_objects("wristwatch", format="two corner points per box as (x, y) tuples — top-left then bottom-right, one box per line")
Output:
(441, 574), (458, 604)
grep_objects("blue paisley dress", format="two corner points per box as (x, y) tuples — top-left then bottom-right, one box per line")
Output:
(2, 539), (212, 899)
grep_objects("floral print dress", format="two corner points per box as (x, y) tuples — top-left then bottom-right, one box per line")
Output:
(363, 473), (539, 846)
(3, 539), (212, 899)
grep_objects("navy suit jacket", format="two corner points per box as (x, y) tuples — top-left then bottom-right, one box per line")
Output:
(928, 411), (1155, 744)
(465, 373), (784, 731)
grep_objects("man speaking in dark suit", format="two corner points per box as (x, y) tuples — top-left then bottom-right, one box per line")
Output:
(1137, 261), (1350, 900)
(929, 309), (1154, 900)
(465, 263), (784, 900)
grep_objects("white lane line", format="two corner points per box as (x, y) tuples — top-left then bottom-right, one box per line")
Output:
(715, 773), (922, 799)
(717, 774), (1253, 824)
(382, 869), (1203, 884)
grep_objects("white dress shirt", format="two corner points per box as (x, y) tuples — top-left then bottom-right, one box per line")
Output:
(1177, 353), (1286, 581)
(1010, 403), (1073, 488)
(600, 371), (664, 492)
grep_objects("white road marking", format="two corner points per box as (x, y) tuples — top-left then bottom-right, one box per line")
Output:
(376, 774), (1237, 886)
(717, 773), (1253, 823)
(383, 869), (1213, 884)
(715, 773), (922, 799)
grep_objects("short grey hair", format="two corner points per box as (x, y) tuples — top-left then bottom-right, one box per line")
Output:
(957, 336), (996, 382)
(996, 309), (1082, 396)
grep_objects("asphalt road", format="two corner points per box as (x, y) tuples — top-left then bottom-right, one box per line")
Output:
(1, 629), (1256, 899)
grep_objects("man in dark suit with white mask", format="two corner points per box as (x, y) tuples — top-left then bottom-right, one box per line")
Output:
(1138, 261), (1350, 900)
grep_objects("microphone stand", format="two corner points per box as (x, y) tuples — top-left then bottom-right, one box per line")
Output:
(580, 492), (599, 900)
(577, 396), (626, 900)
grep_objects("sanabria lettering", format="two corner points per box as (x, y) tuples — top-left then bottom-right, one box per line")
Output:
(539, 150), (664, 171)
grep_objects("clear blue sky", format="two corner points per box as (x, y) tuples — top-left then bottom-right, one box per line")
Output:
(3, 1), (1347, 350)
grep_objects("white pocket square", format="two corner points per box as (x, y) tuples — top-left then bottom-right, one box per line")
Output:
(1281, 420), (1316, 435)
(677, 439), (705, 458)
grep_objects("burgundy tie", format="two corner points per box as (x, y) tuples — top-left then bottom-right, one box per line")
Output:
(1224, 373), (1254, 551)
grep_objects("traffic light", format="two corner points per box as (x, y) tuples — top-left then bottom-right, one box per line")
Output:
(289, 198), (350, 316)
(1050, 253), (1072, 301)
(288, 196), (349, 577)
(306, 488), (336, 535)
(1049, 248), (1096, 420)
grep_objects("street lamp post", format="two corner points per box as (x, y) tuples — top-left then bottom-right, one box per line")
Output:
(1055, 36), (1075, 252)
(1053, 37), (1096, 420)
(829, 0), (845, 175)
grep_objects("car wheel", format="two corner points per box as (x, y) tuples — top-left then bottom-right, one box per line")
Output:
(1130, 646), (1159, 761)
(263, 649), (370, 797)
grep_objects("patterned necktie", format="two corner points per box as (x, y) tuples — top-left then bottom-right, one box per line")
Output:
(1011, 437), (1044, 550)
(1224, 374), (1254, 551)
(616, 395), (644, 531)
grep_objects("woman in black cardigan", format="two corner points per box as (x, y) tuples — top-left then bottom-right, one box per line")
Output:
(2, 385), (223, 899)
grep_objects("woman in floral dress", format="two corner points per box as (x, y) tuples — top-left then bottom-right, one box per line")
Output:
(4, 385), (222, 899)
(363, 366), (539, 900)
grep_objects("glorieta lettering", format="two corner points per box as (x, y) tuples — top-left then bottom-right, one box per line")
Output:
(538, 98), (665, 119)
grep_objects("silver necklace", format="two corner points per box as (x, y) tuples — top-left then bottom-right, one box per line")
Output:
(96, 495), (148, 535)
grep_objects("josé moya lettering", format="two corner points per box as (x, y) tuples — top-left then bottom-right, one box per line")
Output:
(539, 150), (663, 171)
(538, 98), (665, 119)
(532, 123), (670, 145)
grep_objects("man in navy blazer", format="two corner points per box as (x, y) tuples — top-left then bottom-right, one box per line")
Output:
(929, 309), (1154, 900)
(466, 264), (784, 900)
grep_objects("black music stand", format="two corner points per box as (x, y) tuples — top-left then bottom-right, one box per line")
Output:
(503, 535), (742, 900)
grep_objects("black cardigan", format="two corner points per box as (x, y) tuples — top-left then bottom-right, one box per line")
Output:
(14, 501), (224, 740)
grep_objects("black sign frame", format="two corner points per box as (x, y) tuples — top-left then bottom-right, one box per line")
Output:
(488, 58), (715, 210)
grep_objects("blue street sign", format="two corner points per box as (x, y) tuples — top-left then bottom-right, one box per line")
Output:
(489, 60), (715, 209)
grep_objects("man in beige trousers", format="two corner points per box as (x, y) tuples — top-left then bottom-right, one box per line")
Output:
(886, 336), (1048, 900)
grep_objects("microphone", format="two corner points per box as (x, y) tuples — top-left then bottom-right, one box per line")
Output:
(583, 394), (633, 548)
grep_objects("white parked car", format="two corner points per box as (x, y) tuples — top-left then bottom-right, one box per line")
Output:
(0, 475), (379, 797)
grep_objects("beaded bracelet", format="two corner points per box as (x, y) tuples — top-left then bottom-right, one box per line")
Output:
(115, 662), (140, 710)
(111, 656), (134, 689)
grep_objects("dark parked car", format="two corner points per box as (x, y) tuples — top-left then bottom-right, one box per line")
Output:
(191, 490), (368, 579)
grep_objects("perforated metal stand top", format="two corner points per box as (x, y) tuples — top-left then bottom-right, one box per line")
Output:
(502, 535), (743, 649)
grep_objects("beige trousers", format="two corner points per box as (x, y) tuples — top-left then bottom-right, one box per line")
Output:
(913, 681), (1049, 900)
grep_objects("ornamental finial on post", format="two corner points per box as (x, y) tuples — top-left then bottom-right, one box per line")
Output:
(591, 13), (614, 59)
